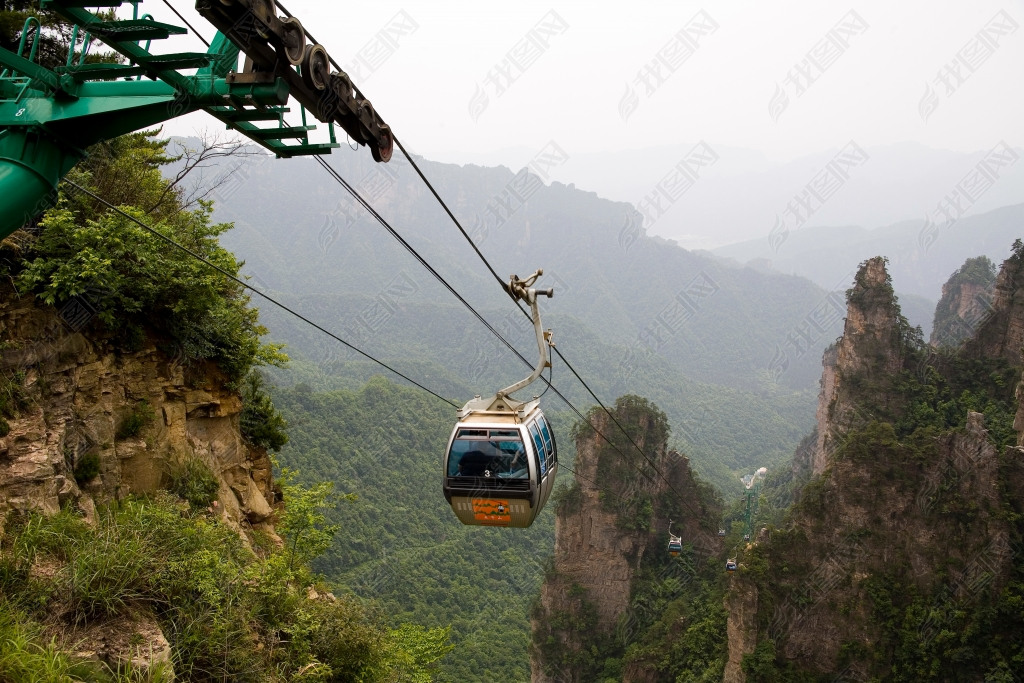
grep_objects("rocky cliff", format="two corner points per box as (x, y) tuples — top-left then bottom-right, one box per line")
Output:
(0, 280), (282, 677)
(963, 245), (1024, 364)
(808, 256), (908, 477)
(722, 251), (1024, 681)
(0, 281), (276, 533)
(531, 396), (723, 683)
(930, 255), (998, 348)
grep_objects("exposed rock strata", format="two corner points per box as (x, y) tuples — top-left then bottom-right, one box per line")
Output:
(0, 285), (275, 534)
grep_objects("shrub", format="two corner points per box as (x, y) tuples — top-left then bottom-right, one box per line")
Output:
(167, 459), (220, 509)
(240, 370), (288, 452)
(116, 400), (154, 439)
(73, 451), (101, 485)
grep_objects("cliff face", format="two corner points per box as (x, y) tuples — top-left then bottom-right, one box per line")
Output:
(963, 248), (1024, 363)
(0, 284), (275, 534)
(723, 253), (1024, 681)
(809, 256), (905, 476)
(531, 399), (721, 683)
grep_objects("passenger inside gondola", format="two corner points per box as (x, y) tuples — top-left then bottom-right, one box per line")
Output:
(447, 430), (529, 478)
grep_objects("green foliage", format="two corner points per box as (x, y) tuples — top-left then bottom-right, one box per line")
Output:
(73, 451), (100, 484)
(0, 369), (27, 437)
(15, 131), (287, 383)
(383, 624), (455, 683)
(0, 600), (108, 682)
(116, 399), (154, 439)
(0, 0), (121, 71)
(276, 467), (347, 571)
(240, 370), (288, 451)
(887, 352), (1018, 450)
(0, 491), (450, 681)
(167, 458), (220, 509)
(531, 580), (610, 681)
(272, 376), (565, 681)
(553, 480), (582, 514)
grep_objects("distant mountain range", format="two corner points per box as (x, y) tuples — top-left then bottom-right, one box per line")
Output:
(451, 141), (1024, 252)
(711, 202), (1024, 303)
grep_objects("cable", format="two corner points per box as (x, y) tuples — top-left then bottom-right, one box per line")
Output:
(394, 137), (507, 289)
(309, 154), (668, 496)
(162, 0), (211, 48)
(181, 1), (691, 515)
(162, 0), (699, 524)
(391, 137), (702, 513)
(62, 179), (458, 409)
(312, 155), (530, 367)
(67, 178), (634, 507)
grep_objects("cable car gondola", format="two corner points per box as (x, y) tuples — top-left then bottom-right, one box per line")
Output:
(443, 271), (558, 528)
(726, 559), (737, 573)
(667, 520), (682, 557)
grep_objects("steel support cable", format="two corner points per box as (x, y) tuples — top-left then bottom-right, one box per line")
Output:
(155, 1), (655, 509)
(393, 137), (506, 288)
(167, 0), (674, 511)
(309, 155), (668, 495)
(62, 180), (458, 408)
(390, 137), (704, 517)
(311, 155), (531, 367)
(162, 0), (211, 47)
(65, 184), (639, 509)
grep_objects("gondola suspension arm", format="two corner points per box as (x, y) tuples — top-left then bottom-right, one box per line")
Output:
(498, 269), (553, 400)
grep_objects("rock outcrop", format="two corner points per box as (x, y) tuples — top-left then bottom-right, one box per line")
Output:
(963, 246), (1024, 363)
(930, 255), (998, 348)
(0, 283), (275, 534)
(722, 252), (1024, 680)
(71, 609), (175, 678)
(531, 398), (721, 683)
(810, 256), (906, 476)
(722, 580), (758, 683)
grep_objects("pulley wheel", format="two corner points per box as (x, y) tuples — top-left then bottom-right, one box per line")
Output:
(372, 124), (393, 163)
(301, 44), (330, 91)
(278, 16), (306, 66)
(330, 71), (353, 103)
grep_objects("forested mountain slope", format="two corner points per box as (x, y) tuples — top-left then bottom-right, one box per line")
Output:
(724, 248), (1024, 681)
(198, 141), (843, 394)
(271, 378), (568, 682)
(174, 140), (859, 490)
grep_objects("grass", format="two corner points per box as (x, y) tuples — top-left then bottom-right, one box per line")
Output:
(167, 458), (220, 509)
(0, 490), (425, 681)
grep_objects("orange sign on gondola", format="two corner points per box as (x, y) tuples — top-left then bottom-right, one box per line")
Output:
(472, 498), (511, 525)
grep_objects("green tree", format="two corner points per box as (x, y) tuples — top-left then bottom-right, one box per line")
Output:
(1, 0), (119, 70)
(277, 467), (350, 571)
(14, 131), (287, 382)
(241, 370), (289, 451)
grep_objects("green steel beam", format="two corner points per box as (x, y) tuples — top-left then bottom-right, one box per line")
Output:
(0, 0), (372, 238)
(0, 47), (60, 91)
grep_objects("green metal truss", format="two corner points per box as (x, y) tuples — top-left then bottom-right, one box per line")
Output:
(0, 0), (389, 239)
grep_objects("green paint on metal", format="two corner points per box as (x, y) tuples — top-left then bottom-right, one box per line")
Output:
(0, 0), (369, 239)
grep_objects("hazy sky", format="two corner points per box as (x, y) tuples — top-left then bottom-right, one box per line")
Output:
(153, 0), (1024, 163)
(142, 1), (1024, 250)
